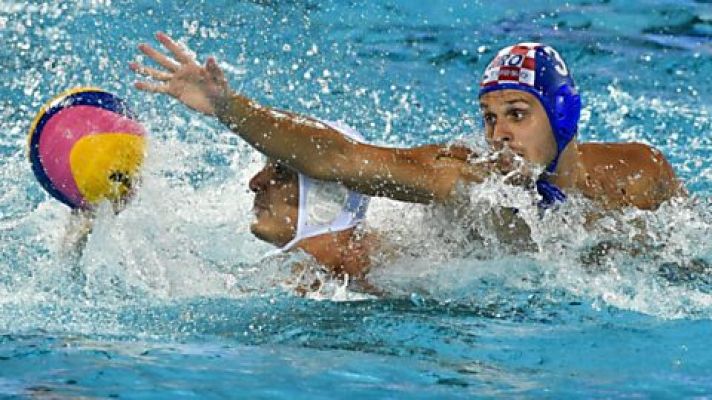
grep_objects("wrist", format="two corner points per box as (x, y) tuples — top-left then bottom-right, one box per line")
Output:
(213, 90), (235, 121)
(215, 92), (255, 131)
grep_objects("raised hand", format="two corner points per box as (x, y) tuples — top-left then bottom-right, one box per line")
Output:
(130, 32), (231, 116)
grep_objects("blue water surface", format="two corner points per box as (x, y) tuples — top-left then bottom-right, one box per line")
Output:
(1, 0), (712, 398)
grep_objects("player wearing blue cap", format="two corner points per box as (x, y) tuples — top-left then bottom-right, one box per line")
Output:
(478, 43), (683, 209)
(479, 43), (581, 207)
(131, 33), (683, 217)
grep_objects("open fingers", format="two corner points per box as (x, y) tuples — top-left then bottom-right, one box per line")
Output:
(129, 62), (172, 81)
(156, 32), (196, 65)
(138, 43), (180, 72)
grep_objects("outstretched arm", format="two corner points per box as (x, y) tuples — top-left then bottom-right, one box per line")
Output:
(131, 33), (495, 203)
(215, 96), (489, 203)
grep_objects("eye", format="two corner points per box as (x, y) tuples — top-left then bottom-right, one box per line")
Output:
(483, 113), (497, 126)
(272, 162), (292, 181)
(273, 162), (286, 175)
(508, 108), (527, 121)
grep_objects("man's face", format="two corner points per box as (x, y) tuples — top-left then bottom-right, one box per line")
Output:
(479, 89), (558, 166)
(248, 161), (299, 247)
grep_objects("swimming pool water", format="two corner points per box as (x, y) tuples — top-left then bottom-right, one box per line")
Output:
(1, 0), (711, 398)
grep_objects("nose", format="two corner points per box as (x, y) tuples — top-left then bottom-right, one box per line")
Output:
(249, 169), (268, 193)
(491, 119), (513, 147)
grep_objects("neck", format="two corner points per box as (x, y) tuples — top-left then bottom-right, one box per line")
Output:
(294, 228), (373, 279)
(548, 140), (584, 189)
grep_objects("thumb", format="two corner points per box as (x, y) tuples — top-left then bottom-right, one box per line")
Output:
(206, 57), (227, 84)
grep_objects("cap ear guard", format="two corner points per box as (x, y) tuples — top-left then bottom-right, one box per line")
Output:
(275, 120), (370, 253)
(553, 84), (581, 154)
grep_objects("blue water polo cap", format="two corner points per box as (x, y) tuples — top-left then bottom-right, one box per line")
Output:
(479, 43), (581, 173)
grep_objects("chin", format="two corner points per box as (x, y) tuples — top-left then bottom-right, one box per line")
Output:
(250, 222), (271, 244)
(250, 221), (292, 247)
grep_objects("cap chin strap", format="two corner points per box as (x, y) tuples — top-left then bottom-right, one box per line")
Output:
(545, 153), (561, 174)
(536, 178), (566, 209)
(536, 134), (568, 208)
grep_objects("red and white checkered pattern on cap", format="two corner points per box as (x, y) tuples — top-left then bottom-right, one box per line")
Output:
(480, 43), (542, 88)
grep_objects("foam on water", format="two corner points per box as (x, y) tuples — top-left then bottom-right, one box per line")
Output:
(365, 172), (712, 318)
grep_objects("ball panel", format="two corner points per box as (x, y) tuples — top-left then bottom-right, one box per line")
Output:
(69, 133), (146, 205)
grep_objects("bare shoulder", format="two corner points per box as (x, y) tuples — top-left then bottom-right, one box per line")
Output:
(578, 142), (683, 209)
(579, 142), (675, 179)
(580, 142), (667, 163)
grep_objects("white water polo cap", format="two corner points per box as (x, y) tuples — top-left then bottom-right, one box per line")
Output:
(279, 120), (370, 251)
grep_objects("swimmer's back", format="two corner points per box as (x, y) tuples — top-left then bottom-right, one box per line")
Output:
(578, 142), (682, 209)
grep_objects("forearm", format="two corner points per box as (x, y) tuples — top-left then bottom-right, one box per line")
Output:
(215, 93), (347, 180)
(61, 210), (93, 257)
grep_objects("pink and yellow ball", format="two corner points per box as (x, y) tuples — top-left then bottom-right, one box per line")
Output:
(27, 87), (147, 210)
